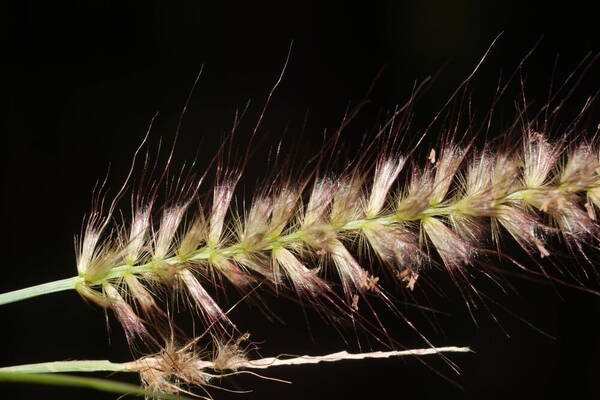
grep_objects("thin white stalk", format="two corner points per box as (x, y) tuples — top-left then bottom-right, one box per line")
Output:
(227, 346), (472, 370)
(0, 346), (471, 375)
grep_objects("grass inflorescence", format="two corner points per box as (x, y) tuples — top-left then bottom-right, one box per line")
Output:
(71, 122), (600, 345)
(1, 50), (599, 398)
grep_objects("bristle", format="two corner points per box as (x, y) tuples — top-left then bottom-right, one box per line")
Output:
(431, 145), (464, 206)
(448, 152), (495, 242)
(560, 145), (596, 191)
(124, 206), (152, 265)
(211, 336), (250, 371)
(422, 216), (472, 268)
(328, 239), (371, 296)
(208, 179), (238, 246)
(523, 133), (559, 188)
(494, 204), (549, 256)
(272, 246), (326, 295)
(178, 268), (234, 329)
(269, 188), (299, 236)
(366, 157), (406, 217)
(177, 212), (207, 258)
(124, 274), (158, 314)
(76, 224), (103, 275)
(362, 221), (421, 279)
(330, 175), (364, 226)
(396, 171), (433, 220)
(210, 254), (254, 288)
(154, 205), (188, 260)
(85, 247), (123, 283)
(75, 282), (111, 307)
(239, 196), (273, 251)
(303, 178), (335, 227)
(104, 283), (150, 343)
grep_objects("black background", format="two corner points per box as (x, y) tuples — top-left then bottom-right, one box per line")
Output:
(2, 1), (600, 399)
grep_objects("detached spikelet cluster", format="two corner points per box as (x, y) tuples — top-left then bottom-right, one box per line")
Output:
(121, 332), (254, 393)
(73, 107), (599, 344)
